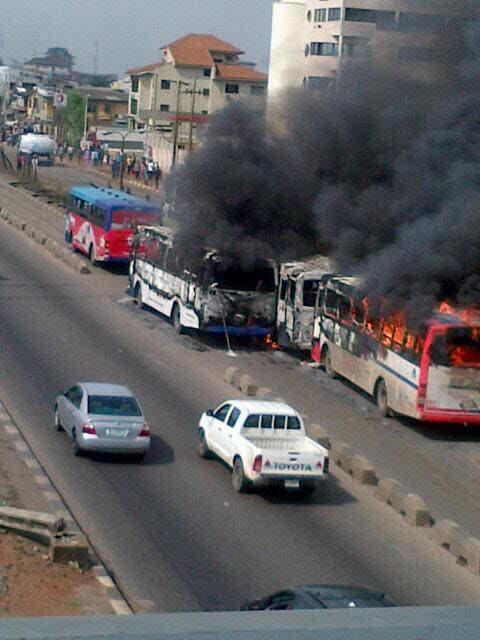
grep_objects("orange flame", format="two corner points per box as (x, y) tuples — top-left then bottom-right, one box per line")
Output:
(264, 334), (281, 350)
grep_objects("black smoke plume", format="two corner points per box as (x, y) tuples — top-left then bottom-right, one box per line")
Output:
(171, 4), (480, 322)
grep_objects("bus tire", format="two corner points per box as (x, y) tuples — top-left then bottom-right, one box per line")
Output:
(375, 379), (391, 417)
(232, 457), (249, 493)
(171, 304), (185, 335)
(88, 244), (97, 266)
(322, 345), (336, 379)
(65, 230), (72, 244)
(134, 283), (144, 310)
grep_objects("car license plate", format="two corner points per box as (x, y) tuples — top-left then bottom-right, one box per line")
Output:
(284, 479), (300, 489)
(105, 429), (128, 438)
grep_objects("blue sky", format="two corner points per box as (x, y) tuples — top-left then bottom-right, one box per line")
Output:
(1, 0), (273, 76)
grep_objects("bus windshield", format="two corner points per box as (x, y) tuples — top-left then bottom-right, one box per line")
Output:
(430, 327), (480, 368)
(211, 263), (276, 293)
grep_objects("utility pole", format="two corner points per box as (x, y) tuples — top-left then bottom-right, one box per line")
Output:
(171, 80), (189, 170)
(186, 74), (202, 152)
(83, 94), (90, 140)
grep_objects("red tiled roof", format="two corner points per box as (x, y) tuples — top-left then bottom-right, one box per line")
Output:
(127, 61), (164, 75)
(215, 63), (267, 82)
(167, 33), (244, 67)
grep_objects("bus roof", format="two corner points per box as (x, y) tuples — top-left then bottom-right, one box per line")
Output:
(69, 185), (159, 212)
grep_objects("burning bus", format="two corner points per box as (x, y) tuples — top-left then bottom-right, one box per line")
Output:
(311, 276), (480, 424)
(129, 225), (278, 337)
(277, 256), (336, 351)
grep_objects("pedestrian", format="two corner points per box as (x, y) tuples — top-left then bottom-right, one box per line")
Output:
(67, 145), (74, 161)
(134, 160), (140, 181)
(147, 158), (154, 180)
(153, 162), (161, 189)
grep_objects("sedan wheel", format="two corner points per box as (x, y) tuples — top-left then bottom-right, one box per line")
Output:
(72, 431), (83, 457)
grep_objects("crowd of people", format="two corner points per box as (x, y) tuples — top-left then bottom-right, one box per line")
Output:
(55, 142), (163, 189)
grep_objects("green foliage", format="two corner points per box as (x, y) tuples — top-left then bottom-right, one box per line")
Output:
(58, 91), (85, 147)
(46, 47), (74, 66)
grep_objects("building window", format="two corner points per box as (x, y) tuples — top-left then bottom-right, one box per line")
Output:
(202, 110), (208, 114)
(345, 8), (396, 30)
(161, 79), (171, 90)
(251, 85), (265, 96)
(87, 102), (96, 113)
(130, 97), (138, 115)
(307, 10), (312, 22)
(225, 83), (239, 94)
(160, 104), (170, 112)
(399, 12), (446, 33)
(305, 44), (310, 57)
(310, 42), (339, 56)
(202, 88), (210, 96)
(204, 68), (211, 77)
(314, 9), (327, 22)
(131, 76), (139, 92)
(328, 8), (341, 21)
(306, 76), (334, 92)
(104, 103), (111, 114)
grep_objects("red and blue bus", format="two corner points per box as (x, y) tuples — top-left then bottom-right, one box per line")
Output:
(65, 185), (161, 265)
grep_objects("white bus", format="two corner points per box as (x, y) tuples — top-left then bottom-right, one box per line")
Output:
(276, 256), (336, 351)
(312, 276), (480, 424)
(129, 225), (278, 337)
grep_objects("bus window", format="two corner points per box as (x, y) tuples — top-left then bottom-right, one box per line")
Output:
(303, 280), (320, 308)
(111, 210), (157, 231)
(338, 295), (351, 324)
(352, 303), (365, 328)
(91, 206), (105, 227)
(279, 278), (288, 301)
(393, 326), (405, 352)
(381, 321), (395, 347)
(324, 289), (339, 319)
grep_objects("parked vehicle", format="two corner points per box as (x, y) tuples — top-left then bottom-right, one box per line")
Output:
(54, 382), (151, 460)
(277, 257), (336, 351)
(65, 186), (161, 265)
(130, 225), (278, 337)
(197, 399), (329, 493)
(241, 585), (396, 610)
(17, 133), (56, 165)
(311, 276), (480, 423)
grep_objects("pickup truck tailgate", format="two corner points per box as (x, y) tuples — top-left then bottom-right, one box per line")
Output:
(259, 444), (327, 478)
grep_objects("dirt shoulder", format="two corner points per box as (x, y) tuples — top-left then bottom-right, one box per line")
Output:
(0, 422), (114, 617)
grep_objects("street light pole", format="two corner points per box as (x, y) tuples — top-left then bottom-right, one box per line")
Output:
(120, 133), (126, 191)
(83, 94), (90, 140)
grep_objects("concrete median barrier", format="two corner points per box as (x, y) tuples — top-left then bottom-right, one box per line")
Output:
(309, 424), (331, 450)
(0, 506), (65, 545)
(225, 367), (241, 387)
(330, 441), (354, 471)
(50, 532), (90, 568)
(239, 374), (258, 397)
(0, 208), (9, 220)
(375, 478), (402, 506)
(429, 520), (480, 573)
(350, 454), (378, 485)
(430, 519), (461, 549)
(404, 494), (432, 527)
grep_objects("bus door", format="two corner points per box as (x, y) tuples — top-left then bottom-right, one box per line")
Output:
(277, 277), (296, 346)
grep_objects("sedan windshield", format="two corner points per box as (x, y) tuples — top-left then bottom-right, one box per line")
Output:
(88, 395), (142, 416)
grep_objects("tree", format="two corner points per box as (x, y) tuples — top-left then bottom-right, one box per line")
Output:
(46, 47), (74, 69)
(58, 91), (85, 146)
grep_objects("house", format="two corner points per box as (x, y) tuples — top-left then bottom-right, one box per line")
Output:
(26, 87), (55, 132)
(127, 33), (268, 136)
(74, 86), (129, 130)
(268, 0), (477, 98)
(24, 53), (71, 79)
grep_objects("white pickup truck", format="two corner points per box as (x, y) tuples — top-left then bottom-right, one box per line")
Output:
(198, 399), (329, 494)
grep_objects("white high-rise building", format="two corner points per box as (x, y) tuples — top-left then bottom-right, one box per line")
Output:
(268, 0), (476, 98)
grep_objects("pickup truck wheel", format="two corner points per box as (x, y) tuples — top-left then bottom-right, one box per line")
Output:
(232, 458), (249, 493)
(198, 430), (212, 459)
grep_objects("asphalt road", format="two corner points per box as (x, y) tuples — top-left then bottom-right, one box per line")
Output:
(1, 218), (480, 612)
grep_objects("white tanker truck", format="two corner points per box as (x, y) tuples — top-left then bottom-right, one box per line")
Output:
(18, 133), (57, 166)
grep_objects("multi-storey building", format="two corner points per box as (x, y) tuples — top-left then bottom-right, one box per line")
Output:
(269, 0), (476, 97)
(127, 33), (268, 135)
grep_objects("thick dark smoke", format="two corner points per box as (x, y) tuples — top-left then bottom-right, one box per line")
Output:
(171, 4), (480, 322)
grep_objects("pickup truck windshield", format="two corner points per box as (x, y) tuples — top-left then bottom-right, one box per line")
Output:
(243, 415), (301, 430)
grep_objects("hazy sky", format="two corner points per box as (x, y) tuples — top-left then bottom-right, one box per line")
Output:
(1, 1), (273, 76)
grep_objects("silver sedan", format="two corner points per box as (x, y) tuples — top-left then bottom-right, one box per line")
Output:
(54, 382), (151, 460)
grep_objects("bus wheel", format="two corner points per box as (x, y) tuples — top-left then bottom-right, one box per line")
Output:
(171, 304), (185, 335)
(322, 346), (336, 379)
(134, 283), (144, 309)
(88, 244), (97, 266)
(375, 379), (391, 417)
(65, 230), (72, 244)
